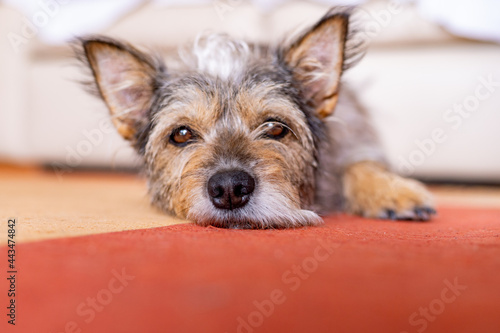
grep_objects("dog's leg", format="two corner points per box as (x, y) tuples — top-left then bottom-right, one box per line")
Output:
(342, 161), (435, 220)
(317, 87), (436, 220)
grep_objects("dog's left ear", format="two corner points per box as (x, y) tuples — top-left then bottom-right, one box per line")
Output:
(284, 10), (350, 119)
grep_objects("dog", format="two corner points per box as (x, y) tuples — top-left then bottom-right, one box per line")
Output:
(77, 7), (435, 229)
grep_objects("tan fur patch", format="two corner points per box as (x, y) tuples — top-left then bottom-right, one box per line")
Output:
(343, 161), (435, 219)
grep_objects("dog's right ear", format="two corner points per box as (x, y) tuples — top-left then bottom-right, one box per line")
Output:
(283, 8), (352, 119)
(81, 37), (160, 140)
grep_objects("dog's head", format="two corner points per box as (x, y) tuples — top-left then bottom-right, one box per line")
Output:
(79, 8), (358, 228)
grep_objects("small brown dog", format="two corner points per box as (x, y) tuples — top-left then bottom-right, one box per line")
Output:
(78, 7), (435, 228)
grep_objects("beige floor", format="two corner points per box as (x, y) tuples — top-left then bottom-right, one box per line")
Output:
(0, 167), (187, 244)
(1, 166), (499, 244)
(430, 185), (500, 209)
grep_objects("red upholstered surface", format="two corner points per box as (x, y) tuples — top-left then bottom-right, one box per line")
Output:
(3, 206), (500, 333)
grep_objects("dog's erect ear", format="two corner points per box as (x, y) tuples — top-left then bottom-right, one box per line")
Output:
(284, 10), (350, 119)
(81, 37), (159, 140)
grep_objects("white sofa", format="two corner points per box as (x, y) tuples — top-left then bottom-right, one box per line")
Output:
(1, 1), (499, 182)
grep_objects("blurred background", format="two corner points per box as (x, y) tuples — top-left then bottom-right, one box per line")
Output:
(1, 0), (499, 183)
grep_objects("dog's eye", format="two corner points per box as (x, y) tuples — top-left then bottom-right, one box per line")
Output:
(263, 122), (289, 140)
(170, 126), (195, 146)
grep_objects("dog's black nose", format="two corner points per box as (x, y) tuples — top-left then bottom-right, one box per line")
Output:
(207, 170), (255, 210)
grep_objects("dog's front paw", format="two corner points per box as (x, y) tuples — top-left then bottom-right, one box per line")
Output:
(343, 161), (436, 221)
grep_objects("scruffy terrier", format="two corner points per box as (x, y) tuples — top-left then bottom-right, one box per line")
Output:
(78, 7), (435, 229)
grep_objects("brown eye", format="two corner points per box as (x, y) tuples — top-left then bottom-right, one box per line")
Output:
(170, 126), (195, 146)
(263, 122), (289, 140)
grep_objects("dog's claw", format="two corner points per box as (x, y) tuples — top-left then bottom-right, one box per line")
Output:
(426, 207), (437, 215)
(416, 206), (437, 221)
(378, 206), (436, 222)
(386, 209), (397, 220)
(414, 207), (429, 221)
